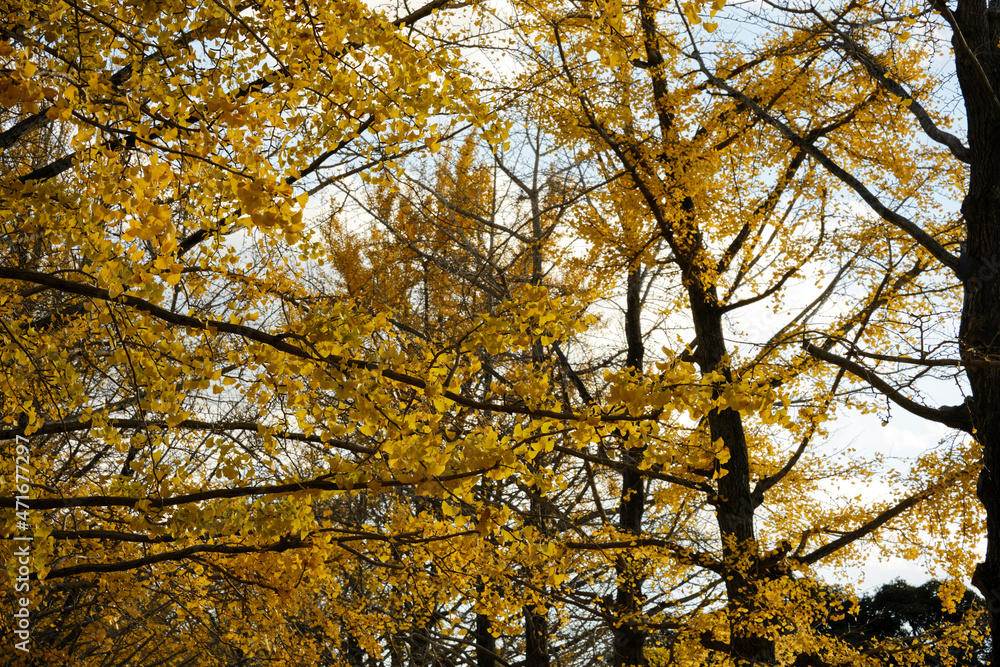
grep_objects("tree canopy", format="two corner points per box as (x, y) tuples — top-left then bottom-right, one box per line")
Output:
(0, 0), (995, 666)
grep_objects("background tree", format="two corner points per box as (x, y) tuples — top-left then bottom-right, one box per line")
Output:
(826, 579), (988, 667)
(321, 124), (608, 667)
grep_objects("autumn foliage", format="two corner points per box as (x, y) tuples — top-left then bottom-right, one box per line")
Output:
(0, 0), (996, 665)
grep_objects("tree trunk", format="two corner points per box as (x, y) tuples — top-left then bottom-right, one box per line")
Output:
(954, 2), (1000, 662)
(476, 609), (497, 667)
(524, 599), (550, 667)
(690, 289), (773, 666)
(613, 266), (649, 667)
(522, 177), (552, 667)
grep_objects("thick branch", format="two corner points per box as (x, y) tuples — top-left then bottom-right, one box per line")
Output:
(0, 417), (376, 455)
(39, 535), (307, 580)
(0, 467), (491, 510)
(812, 9), (972, 163)
(552, 443), (714, 494)
(564, 538), (724, 574)
(845, 346), (1000, 368)
(804, 342), (973, 431)
(1, 267), (623, 422)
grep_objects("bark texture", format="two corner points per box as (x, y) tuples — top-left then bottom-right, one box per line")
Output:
(954, 1), (1000, 661)
(612, 267), (648, 667)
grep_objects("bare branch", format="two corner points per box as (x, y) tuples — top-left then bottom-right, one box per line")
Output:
(804, 342), (973, 431)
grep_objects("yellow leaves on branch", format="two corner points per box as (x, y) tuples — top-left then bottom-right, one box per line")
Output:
(681, 0), (727, 26)
(0, 0), (985, 664)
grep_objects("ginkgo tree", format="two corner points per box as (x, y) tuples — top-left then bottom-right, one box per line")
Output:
(0, 0), (989, 666)
(321, 98), (980, 667)
(665, 0), (1000, 663)
(372, 2), (987, 666)
(0, 0), (504, 662)
(320, 127), (614, 667)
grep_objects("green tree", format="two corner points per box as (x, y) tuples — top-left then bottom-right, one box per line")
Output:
(828, 580), (988, 667)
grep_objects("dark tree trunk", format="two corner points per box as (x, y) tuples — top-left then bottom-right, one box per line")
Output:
(600, 0), (772, 658)
(523, 179), (552, 667)
(954, 1), (1000, 663)
(689, 286), (772, 666)
(612, 266), (649, 667)
(524, 601), (550, 667)
(344, 631), (367, 667)
(476, 609), (497, 667)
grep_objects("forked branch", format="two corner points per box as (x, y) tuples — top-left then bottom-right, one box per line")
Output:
(804, 342), (972, 431)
